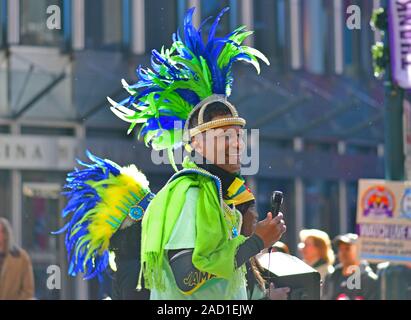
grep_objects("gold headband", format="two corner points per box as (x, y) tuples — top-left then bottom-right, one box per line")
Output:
(183, 94), (246, 142)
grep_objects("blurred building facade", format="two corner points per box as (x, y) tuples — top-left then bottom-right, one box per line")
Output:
(0, 0), (384, 299)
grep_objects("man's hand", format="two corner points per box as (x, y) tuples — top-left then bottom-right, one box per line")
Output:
(254, 212), (286, 248)
(267, 283), (290, 300)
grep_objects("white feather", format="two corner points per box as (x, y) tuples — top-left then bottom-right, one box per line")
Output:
(120, 164), (150, 188)
(110, 107), (135, 123)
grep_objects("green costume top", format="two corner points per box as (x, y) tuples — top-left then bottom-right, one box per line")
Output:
(149, 187), (247, 300)
(106, 5), (269, 300)
(140, 160), (249, 299)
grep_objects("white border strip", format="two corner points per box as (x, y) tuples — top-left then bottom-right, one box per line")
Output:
(188, 0), (201, 27)
(132, 0), (145, 54)
(7, 0), (19, 44)
(290, 0), (301, 69)
(72, 0), (85, 50)
(241, 0), (254, 46)
(334, 0), (343, 74)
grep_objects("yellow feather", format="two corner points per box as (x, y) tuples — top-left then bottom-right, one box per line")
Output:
(87, 167), (150, 253)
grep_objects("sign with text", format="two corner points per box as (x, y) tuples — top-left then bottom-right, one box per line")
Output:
(356, 179), (411, 264)
(404, 98), (411, 179)
(0, 134), (155, 171)
(0, 134), (80, 170)
(389, 0), (411, 89)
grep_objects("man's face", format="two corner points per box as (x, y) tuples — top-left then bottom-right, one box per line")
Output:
(192, 116), (245, 173)
(0, 223), (5, 253)
(338, 243), (358, 266)
(299, 237), (320, 263)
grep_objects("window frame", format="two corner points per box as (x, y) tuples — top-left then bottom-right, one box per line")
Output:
(0, 0), (6, 48)
(144, 0), (178, 53)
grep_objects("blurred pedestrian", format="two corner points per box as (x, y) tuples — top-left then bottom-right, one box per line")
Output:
(298, 229), (335, 282)
(322, 233), (379, 300)
(266, 241), (290, 255)
(0, 218), (34, 300)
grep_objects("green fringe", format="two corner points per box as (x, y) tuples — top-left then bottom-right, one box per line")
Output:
(225, 235), (248, 297)
(226, 266), (247, 298)
(139, 248), (246, 296)
(140, 252), (167, 292)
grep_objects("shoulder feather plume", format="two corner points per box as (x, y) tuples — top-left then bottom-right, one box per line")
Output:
(53, 151), (153, 280)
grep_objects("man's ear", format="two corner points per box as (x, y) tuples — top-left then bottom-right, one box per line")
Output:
(191, 137), (202, 153)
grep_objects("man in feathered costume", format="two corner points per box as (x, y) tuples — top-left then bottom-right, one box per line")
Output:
(57, 7), (286, 300)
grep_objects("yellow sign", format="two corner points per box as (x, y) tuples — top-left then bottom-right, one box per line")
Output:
(356, 179), (411, 265)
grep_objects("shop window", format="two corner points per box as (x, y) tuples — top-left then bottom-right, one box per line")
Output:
(85, 0), (123, 50)
(257, 177), (296, 254)
(304, 179), (340, 238)
(20, 0), (64, 46)
(145, 0), (178, 51)
(0, 170), (11, 220)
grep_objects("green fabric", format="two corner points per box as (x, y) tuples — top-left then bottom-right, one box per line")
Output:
(150, 187), (247, 300)
(249, 285), (266, 300)
(164, 187), (198, 250)
(140, 161), (247, 293)
(150, 261), (248, 300)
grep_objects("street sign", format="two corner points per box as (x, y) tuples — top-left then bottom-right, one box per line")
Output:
(388, 0), (411, 89)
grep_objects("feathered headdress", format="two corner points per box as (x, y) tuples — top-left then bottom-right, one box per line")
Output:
(54, 151), (154, 280)
(108, 7), (269, 170)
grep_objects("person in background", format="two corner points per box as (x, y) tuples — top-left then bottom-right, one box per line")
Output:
(298, 229), (335, 282)
(322, 233), (379, 300)
(268, 241), (290, 255)
(0, 218), (35, 300)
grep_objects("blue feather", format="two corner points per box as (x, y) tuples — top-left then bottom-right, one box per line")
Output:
(175, 89), (201, 105)
(54, 151), (126, 279)
(140, 115), (185, 137)
(208, 7), (230, 41)
(111, 6), (269, 150)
